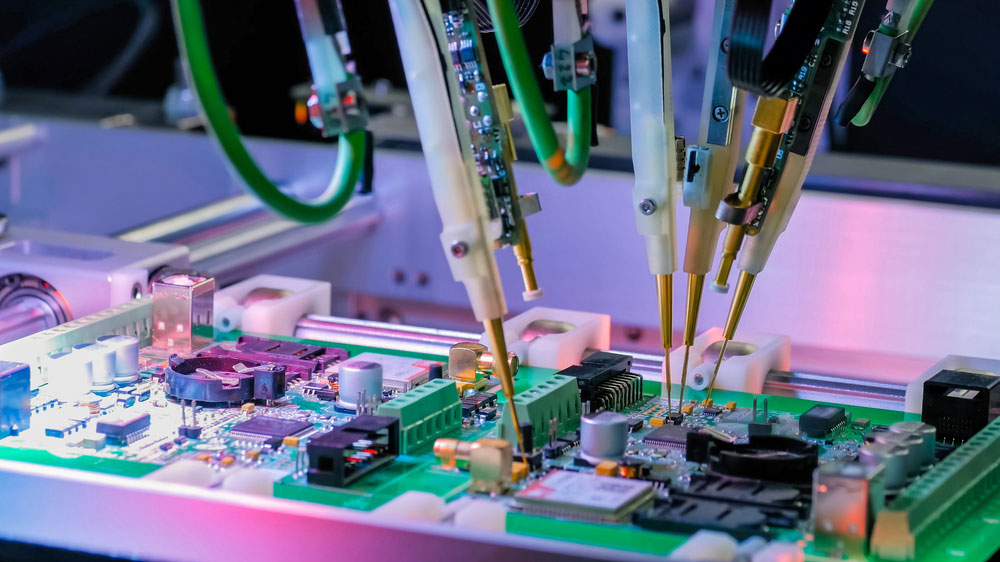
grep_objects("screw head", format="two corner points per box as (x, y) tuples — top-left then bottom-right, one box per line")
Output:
(639, 199), (657, 215)
(798, 116), (813, 132)
(694, 373), (704, 385)
(720, 38), (730, 54)
(450, 241), (469, 258)
(820, 52), (834, 68)
(713, 105), (729, 122)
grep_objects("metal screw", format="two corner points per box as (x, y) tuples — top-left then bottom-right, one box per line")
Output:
(713, 105), (729, 122)
(720, 38), (730, 54)
(694, 373), (704, 385)
(798, 116), (813, 132)
(820, 53), (834, 68)
(450, 241), (469, 258)
(639, 199), (657, 215)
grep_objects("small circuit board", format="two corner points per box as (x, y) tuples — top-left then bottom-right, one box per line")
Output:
(441, 1), (523, 246)
(2, 325), (999, 562)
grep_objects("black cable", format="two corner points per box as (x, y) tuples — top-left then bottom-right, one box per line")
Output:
(833, 74), (877, 126)
(727, 0), (834, 97)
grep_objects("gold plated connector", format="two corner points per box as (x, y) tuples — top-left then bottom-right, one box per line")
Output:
(713, 97), (797, 291)
(513, 224), (540, 298)
(656, 274), (674, 413)
(679, 272), (706, 391)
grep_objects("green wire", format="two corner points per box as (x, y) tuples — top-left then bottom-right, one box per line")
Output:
(851, 0), (934, 126)
(172, 0), (365, 223)
(485, 0), (591, 186)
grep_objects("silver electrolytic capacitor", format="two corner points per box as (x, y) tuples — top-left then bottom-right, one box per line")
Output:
(73, 343), (116, 392)
(874, 431), (923, 477)
(889, 421), (936, 466)
(336, 360), (383, 411)
(96, 334), (140, 384)
(580, 411), (629, 463)
(859, 442), (908, 490)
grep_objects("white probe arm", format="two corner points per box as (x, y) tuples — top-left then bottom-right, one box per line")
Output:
(626, 0), (679, 276)
(388, 0), (507, 322)
(684, 0), (745, 277)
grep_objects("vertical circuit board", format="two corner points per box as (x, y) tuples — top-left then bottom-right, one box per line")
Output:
(442, 3), (522, 246)
(748, 0), (862, 234)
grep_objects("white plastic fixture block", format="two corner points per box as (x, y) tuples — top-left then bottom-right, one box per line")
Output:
(213, 275), (331, 337)
(479, 307), (611, 370)
(663, 327), (790, 395)
(903, 355), (1000, 414)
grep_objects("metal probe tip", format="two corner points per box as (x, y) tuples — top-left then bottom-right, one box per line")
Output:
(484, 318), (527, 462)
(705, 338), (730, 401)
(655, 274), (673, 414)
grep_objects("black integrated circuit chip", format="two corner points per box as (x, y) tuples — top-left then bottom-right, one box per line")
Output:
(230, 416), (312, 443)
(799, 405), (846, 438)
(643, 424), (695, 450)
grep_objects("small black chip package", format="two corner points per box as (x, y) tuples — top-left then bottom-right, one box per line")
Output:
(799, 405), (846, 438)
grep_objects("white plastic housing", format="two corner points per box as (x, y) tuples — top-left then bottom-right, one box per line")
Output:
(0, 226), (189, 320)
(663, 327), (790, 394)
(372, 491), (446, 522)
(213, 274), (330, 337)
(667, 530), (738, 561)
(626, 0), (679, 276)
(479, 307), (611, 370)
(388, 0), (507, 322)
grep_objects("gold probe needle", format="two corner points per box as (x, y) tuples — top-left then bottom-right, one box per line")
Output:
(484, 317), (527, 463)
(706, 271), (757, 401)
(655, 274), (673, 415)
(680, 273), (705, 401)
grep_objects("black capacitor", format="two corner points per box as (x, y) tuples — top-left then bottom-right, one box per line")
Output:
(428, 364), (443, 380)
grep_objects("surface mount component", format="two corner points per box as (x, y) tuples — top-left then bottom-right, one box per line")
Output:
(514, 470), (655, 523)
(0, 361), (30, 437)
(229, 416), (313, 448)
(95, 413), (151, 445)
(306, 415), (399, 488)
(643, 424), (695, 452)
(799, 404), (847, 438)
(559, 352), (642, 412)
(164, 356), (287, 404)
(921, 369), (1000, 444)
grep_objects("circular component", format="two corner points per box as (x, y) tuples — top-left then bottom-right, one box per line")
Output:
(638, 199), (657, 215)
(860, 442), (908, 489)
(580, 411), (629, 462)
(0, 274), (71, 342)
(74, 343), (116, 392)
(875, 431), (923, 476)
(890, 421), (936, 466)
(727, 0), (834, 96)
(165, 356), (284, 405)
(337, 360), (383, 411)
(47, 350), (93, 401)
(96, 335), (140, 384)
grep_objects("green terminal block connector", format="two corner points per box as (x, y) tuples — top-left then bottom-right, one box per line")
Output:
(871, 416), (1000, 561)
(376, 379), (462, 454)
(501, 374), (582, 450)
